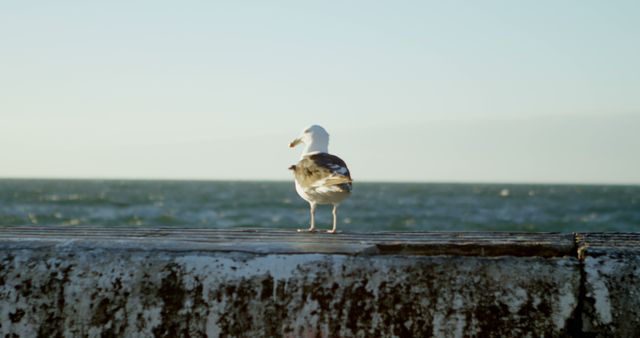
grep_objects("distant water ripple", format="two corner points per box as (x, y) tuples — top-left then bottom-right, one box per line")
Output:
(0, 179), (638, 232)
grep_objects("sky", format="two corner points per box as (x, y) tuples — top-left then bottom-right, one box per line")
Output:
(1, 1), (639, 184)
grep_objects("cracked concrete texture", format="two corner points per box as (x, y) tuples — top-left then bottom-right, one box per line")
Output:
(578, 234), (640, 337)
(1, 248), (577, 337)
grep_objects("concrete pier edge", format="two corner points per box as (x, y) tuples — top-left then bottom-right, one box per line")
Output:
(1, 227), (638, 337)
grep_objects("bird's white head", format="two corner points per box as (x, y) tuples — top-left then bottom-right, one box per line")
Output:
(289, 125), (330, 157)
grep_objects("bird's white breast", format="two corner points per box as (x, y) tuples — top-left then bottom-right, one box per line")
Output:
(294, 179), (350, 205)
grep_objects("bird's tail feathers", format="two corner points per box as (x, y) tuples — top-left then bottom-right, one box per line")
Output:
(313, 175), (352, 187)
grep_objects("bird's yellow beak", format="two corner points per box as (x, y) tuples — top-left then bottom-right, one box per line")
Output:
(289, 138), (302, 148)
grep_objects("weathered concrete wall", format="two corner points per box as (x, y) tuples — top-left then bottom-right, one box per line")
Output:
(0, 228), (638, 337)
(577, 233), (640, 337)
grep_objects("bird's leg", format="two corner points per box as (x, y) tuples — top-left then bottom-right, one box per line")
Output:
(309, 203), (316, 231)
(298, 202), (317, 232)
(327, 204), (338, 234)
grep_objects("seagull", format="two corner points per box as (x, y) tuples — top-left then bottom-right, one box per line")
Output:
(288, 125), (352, 233)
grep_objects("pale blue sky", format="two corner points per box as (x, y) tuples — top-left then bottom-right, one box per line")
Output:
(1, 1), (639, 184)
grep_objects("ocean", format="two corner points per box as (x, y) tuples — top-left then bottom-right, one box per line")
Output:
(0, 179), (638, 232)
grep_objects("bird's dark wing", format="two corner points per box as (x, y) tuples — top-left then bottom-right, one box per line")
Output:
(289, 153), (352, 189)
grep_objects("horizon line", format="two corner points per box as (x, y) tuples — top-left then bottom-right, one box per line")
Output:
(1, 176), (638, 187)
